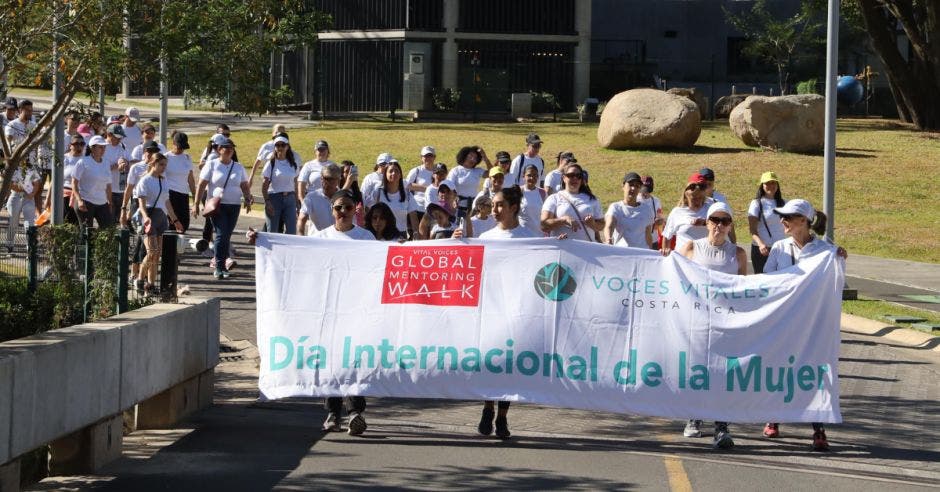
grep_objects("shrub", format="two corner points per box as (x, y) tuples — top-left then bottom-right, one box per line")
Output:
(796, 78), (819, 95)
(431, 88), (461, 111)
(530, 92), (562, 113)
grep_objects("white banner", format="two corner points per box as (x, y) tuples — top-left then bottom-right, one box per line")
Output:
(255, 234), (844, 423)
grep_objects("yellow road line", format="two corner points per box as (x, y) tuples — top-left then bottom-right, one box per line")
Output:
(664, 455), (692, 492)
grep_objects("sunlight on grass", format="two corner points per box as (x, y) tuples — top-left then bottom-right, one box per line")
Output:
(843, 298), (940, 335)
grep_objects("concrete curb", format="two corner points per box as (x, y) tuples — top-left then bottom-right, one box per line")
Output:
(840, 313), (940, 352)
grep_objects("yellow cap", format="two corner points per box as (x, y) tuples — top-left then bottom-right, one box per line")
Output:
(760, 171), (780, 184)
(488, 167), (505, 178)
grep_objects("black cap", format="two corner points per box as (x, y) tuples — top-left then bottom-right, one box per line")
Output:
(623, 172), (642, 184)
(17, 99), (32, 109)
(641, 175), (654, 192)
(173, 132), (190, 150)
(495, 151), (511, 163)
(144, 141), (161, 153)
(699, 167), (715, 181)
(526, 133), (542, 145)
(4, 97), (16, 109)
(433, 163), (448, 173)
(315, 140), (329, 149)
(558, 151), (575, 161)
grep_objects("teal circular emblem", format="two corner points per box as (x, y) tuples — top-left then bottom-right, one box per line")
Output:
(534, 263), (577, 301)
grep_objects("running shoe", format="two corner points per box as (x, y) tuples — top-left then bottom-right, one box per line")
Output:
(683, 419), (703, 438)
(494, 415), (511, 439)
(478, 407), (495, 436)
(347, 412), (367, 436)
(812, 430), (830, 451)
(213, 270), (224, 280)
(713, 428), (734, 449)
(321, 412), (341, 432)
(763, 423), (780, 438)
(221, 270), (231, 279)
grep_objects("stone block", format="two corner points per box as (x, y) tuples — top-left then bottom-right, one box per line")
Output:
(511, 93), (532, 118)
(198, 370), (215, 410)
(0, 356), (12, 464)
(48, 414), (123, 475)
(0, 459), (19, 492)
(136, 375), (201, 429)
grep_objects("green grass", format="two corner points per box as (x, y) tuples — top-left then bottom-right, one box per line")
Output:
(200, 118), (940, 264)
(843, 298), (940, 335)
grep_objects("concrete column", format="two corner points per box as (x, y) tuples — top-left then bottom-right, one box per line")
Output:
(441, 0), (459, 89)
(573, 0), (592, 105)
(137, 369), (214, 430)
(0, 460), (19, 492)
(48, 414), (123, 475)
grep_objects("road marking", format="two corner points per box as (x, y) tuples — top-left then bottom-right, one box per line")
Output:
(664, 456), (692, 492)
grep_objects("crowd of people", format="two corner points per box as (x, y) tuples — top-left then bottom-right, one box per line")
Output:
(3, 105), (845, 450)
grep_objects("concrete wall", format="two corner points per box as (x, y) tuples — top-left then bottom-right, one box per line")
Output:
(0, 298), (219, 465)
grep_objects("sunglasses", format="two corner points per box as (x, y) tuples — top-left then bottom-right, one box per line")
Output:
(274, 143), (287, 148)
(708, 216), (733, 226)
(332, 204), (354, 212)
(564, 173), (583, 179)
(778, 214), (799, 221)
(687, 184), (705, 190)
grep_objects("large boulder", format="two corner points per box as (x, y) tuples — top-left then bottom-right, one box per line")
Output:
(666, 87), (707, 120)
(597, 89), (701, 149)
(729, 94), (824, 152)
(714, 94), (748, 119)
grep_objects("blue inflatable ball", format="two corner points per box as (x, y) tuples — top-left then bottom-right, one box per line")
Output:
(837, 76), (864, 106)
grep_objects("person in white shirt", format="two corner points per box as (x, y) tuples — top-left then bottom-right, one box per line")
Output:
(129, 124), (166, 165)
(469, 194), (496, 237)
(747, 171), (787, 274)
(364, 202), (402, 241)
(43, 134), (84, 224)
(424, 163), (448, 207)
(298, 163), (341, 235)
(103, 123), (130, 219)
(72, 136), (114, 227)
(193, 138), (253, 279)
(373, 161), (420, 235)
(133, 153), (184, 295)
(1, 98), (17, 128)
(507, 132), (545, 187)
(446, 146), (492, 218)
(121, 107), (143, 152)
(604, 172), (653, 248)
(417, 179), (459, 239)
(478, 186), (540, 240)
(248, 124), (287, 187)
(121, 141), (162, 286)
(297, 139), (333, 198)
(477, 167), (504, 201)
(761, 198), (846, 451)
(4, 99), (37, 166)
(361, 153), (391, 208)
(637, 175), (665, 250)
(312, 189), (376, 242)
(518, 164), (546, 236)
(4, 163), (41, 252)
(483, 151), (512, 192)
(164, 132), (195, 232)
(542, 151), (575, 196)
(261, 136), (300, 235)
(541, 163), (603, 242)
(661, 173), (714, 256)
(405, 145), (437, 212)
(699, 167), (735, 243)
(199, 124), (230, 167)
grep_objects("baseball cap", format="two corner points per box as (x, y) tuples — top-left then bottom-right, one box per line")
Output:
(773, 199), (815, 220)
(69, 134), (86, 145)
(315, 140), (329, 149)
(218, 137), (236, 148)
(641, 175), (654, 192)
(107, 115), (122, 125)
(488, 167), (505, 177)
(437, 179), (456, 192)
(558, 151), (575, 161)
(375, 152), (393, 166)
(706, 201), (733, 219)
(426, 201), (456, 219)
(687, 173), (707, 185)
(495, 151), (511, 163)
(525, 133), (543, 145)
(433, 163), (448, 174)
(760, 171), (780, 184)
(699, 167), (716, 181)
(76, 124), (93, 139)
(211, 133), (228, 146)
(4, 97), (16, 109)
(420, 146), (436, 156)
(87, 135), (107, 147)
(273, 135), (290, 145)
(173, 132), (190, 150)
(107, 124), (125, 138)
(125, 107), (140, 122)
(622, 172), (642, 184)
(144, 141), (162, 153)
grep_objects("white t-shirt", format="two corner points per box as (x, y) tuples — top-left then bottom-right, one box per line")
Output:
(543, 169), (564, 194)
(361, 171), (384, 208)
(446, 166), (487, 197)
(164, 151), (193, 194)
(104, 142), (130, 192)
(479, 224), (539, 239)
(200, 159), (248, 205)
(606, 201), (654, 248)
(748, 197), (787, 247)
(471, 215), (496, 237)
(376, 187), (419, 231)
(541, 190), (603, 241)
(121, 124), (143, 152)
(298, 159), (332, 195)
(255, 140), (275, 162)
(134, 174), (169, 211)
(262, 158), (298, 194)
(662, 199), (714, 252)
(127, 162), (149, 194)
(11, 166), (40, 195)
(405, 166), (434, 208)
(425, 184), (440, 206)
(507, 154), (544, 187)
(129, 141), (166, 163)
(712, 190), (729, 204)
(73, 156), (112, 205)
(637, 194), (663, 246)
(312, 225), (375, 241)
(519, 186), (545, 235)
(764, 236), (838, 273)
(5, 119), (37, 163)
(63, 154), (82, 189)
(300, 189), (334, 233)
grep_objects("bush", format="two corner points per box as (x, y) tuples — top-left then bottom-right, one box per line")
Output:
(431, 88), (461, 111)
(530, 92), (562, 113)
(0, 276), (58, 342)
(796, 78), (819, 95)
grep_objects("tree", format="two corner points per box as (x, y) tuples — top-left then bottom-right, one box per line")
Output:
(855, 0), (939, 130)
(724, 0), (824, 95)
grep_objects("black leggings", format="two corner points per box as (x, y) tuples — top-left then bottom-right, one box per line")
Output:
(325, 397), (366, 415)
(78, 202), (114, 228)
(751, 244), (768, 274)
(169, 190), (191, 232)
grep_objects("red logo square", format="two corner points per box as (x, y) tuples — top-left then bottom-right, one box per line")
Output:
(381, 245), (484, 307)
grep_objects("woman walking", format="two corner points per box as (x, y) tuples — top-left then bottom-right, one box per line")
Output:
(134, 153), (185, 295)
(747, 172), (786, 274)
(604, 172), (653, 248)
(540, 163), (602, 242)
(72, 135), (114, 228)
(261, 136), (299, 235)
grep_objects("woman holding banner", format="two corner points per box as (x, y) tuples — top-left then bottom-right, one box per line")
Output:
(761, 198), (845, 451)
(661, 173), (713, 256)
(678, 201), (746, 449)
(540, 163), (603, 242)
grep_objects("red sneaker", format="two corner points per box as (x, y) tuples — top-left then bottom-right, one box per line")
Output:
(763, 423), (779, 438)
(812, 430), (830, 451)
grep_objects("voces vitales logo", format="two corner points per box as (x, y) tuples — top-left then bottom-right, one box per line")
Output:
(534, 263), (577, 301)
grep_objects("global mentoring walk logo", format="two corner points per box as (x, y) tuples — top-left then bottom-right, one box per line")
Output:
(534, 263), (577, 301)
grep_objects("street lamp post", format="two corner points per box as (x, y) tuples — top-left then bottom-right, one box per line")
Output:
(822, 0), (839, 242)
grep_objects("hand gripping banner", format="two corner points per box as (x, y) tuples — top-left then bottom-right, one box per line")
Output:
(255, 234), (844, 423)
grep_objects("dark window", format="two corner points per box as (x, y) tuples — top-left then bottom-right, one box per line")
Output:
(458, 0), (576, 35)
(312, 0), (443, 31)
(317, 41), (404, 112)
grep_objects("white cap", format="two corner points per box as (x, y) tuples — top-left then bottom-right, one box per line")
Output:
(375, 152), (393, 165)
(437, 179), (456, 192)
(273, 135), (289, 145)
(87, 135), (107, 147)
(420, 146), (436, 156)
(706, 201), (733, 219)
(124, 107), (140, 122)
(773, 199), (815, 220)
(211, 134), (228, 146)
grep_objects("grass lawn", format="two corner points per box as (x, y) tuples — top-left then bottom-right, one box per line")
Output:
(201, 118), (939, 264)
(843, 298), (940, 336)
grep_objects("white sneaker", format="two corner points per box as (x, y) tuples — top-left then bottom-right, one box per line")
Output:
(683, 419), (703, 438)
